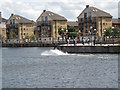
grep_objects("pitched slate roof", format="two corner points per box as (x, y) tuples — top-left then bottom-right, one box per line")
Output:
(2, 18), (7, 22)
(78, 5), (112, 18)
(13, 14), (33, 24)
(89, 7), (112, 17)
(37, 10), (67, 21)
(67, 21), (78, 27)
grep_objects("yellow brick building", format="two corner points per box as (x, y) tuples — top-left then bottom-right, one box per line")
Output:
(6, 14), (34, 42)
(78, 5), (112, 39)
(0, 18), (7, 41)
(36, 10), (67, 43)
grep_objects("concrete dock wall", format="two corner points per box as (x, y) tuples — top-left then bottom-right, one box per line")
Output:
(57, 46), (120, 54)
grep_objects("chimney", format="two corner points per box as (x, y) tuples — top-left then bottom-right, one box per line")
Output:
(86, 5), (89, 8)
(11, 13), (14, 16)
(118, 1), (120, 20)
(43, 10), (46, 12)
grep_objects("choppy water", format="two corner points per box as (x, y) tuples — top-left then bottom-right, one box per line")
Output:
(2, 47), (119, 88)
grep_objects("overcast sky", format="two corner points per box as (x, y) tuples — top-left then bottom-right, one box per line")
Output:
(0, 0), (119, 21)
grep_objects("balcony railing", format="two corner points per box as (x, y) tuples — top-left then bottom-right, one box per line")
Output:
(38, 21), (52, 26)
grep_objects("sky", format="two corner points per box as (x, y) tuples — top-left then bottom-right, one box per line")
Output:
(0, 0), (120, 21)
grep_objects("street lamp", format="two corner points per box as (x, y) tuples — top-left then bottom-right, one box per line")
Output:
(90, 26), (93, 46)
(66, 29), (68, 41)
(89, 30), (92, 46)
(94, 29), (96, 38)
(61, 28), (64, 41)
(79, 30), (81, 41)
(112, 27), (114, 45)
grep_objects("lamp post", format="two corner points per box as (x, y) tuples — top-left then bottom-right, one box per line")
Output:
(79, 30), (81, 42)
(112, 27), (114, 45)
(94, 29), (96, 38)
(104, 29), (106, 42)
(61, 28), (64, 41)
(66, 29), (68, 42)
(89, 31), (92, 46)
(90, 26), (93, 46)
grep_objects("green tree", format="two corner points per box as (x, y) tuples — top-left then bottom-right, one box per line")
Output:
(104, 27), (112, 38)
(68, 26), (78, 39)
(30, 35), (36, 40)
(104, 27), (120, 38)
(25, 35), (29, 39)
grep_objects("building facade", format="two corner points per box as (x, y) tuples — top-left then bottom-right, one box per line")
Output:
(78, 5), (112, 39)
(112, 18), (120, 29)
(6, 14), (34, 42)
(67, 21), (78, 30)
(36, 10), (67, 43)
(0, 12), (7, 41)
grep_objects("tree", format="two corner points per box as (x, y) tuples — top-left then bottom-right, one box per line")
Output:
(104, 27), (120, 39)
(25, 35), (30, 39)
(68, 26), (78, 39)
(104, 27), (112, 39)
(30, 35), (36, 40)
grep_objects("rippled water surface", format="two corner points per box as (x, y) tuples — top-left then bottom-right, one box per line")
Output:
(2, 47), (118, 88)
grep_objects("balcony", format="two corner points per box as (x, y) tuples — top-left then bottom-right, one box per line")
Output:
(38, 21), (52, 26)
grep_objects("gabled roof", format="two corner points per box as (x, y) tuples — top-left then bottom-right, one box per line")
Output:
(2, 18), (7, 23)
(89, 7), (112, 17)
(12, 14), (33, 24)
(67, 21), (78, 27)
(78, 5), (112, 18)
(37, 10), (67, 21)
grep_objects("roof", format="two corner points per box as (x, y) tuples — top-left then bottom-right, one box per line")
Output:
(2, 18), (7, 22)
(78, 5), (112, 18)
(13, 14), (33, 24)
(38, 10), (67, 21)
(89, 7), (112, 17)
(67, 21), (78, 27)
(112, 18), (120, 24)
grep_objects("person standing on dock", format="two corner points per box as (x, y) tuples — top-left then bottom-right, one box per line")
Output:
(73, 39), (76, 46)
(87, 38), (90, 45)
(100, 38), (102, 45)
(67, 39), (69, 46)
(93, 38), (96, 46)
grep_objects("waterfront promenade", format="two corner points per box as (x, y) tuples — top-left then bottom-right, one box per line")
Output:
(60, 43), (120, 46)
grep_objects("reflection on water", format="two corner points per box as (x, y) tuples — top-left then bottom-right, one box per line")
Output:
(2, 47), (118, 88)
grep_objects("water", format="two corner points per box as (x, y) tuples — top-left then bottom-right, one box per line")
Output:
(2, 47), (118, 88)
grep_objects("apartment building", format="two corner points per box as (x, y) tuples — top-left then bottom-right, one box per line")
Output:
(6, 14), (34, 42)
(78, 5), (112, 39)
(36, 10), (67, 43)
(67, 21), (78, 30)
(112, 18), (120, 29)
(0, 12), (7, 41)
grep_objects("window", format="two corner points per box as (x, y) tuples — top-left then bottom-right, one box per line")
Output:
(24, 33), (25, 35)
(24, 28), (25, 30)
(10, 20), (12, 24)
(42, 16), (44, 21)
(81, 18), (83, 22)
(48, 27), (50, 30)
(45, 16), (47, 22)
(88, 12), (91, 18)
(85, 30), (88, 33)
(84, 13), (87, 19)
(13, 19), (15, 24)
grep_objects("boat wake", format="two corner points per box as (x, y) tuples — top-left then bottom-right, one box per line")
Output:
(41, 49), (69, 56)
(41, 49), (94, 57)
